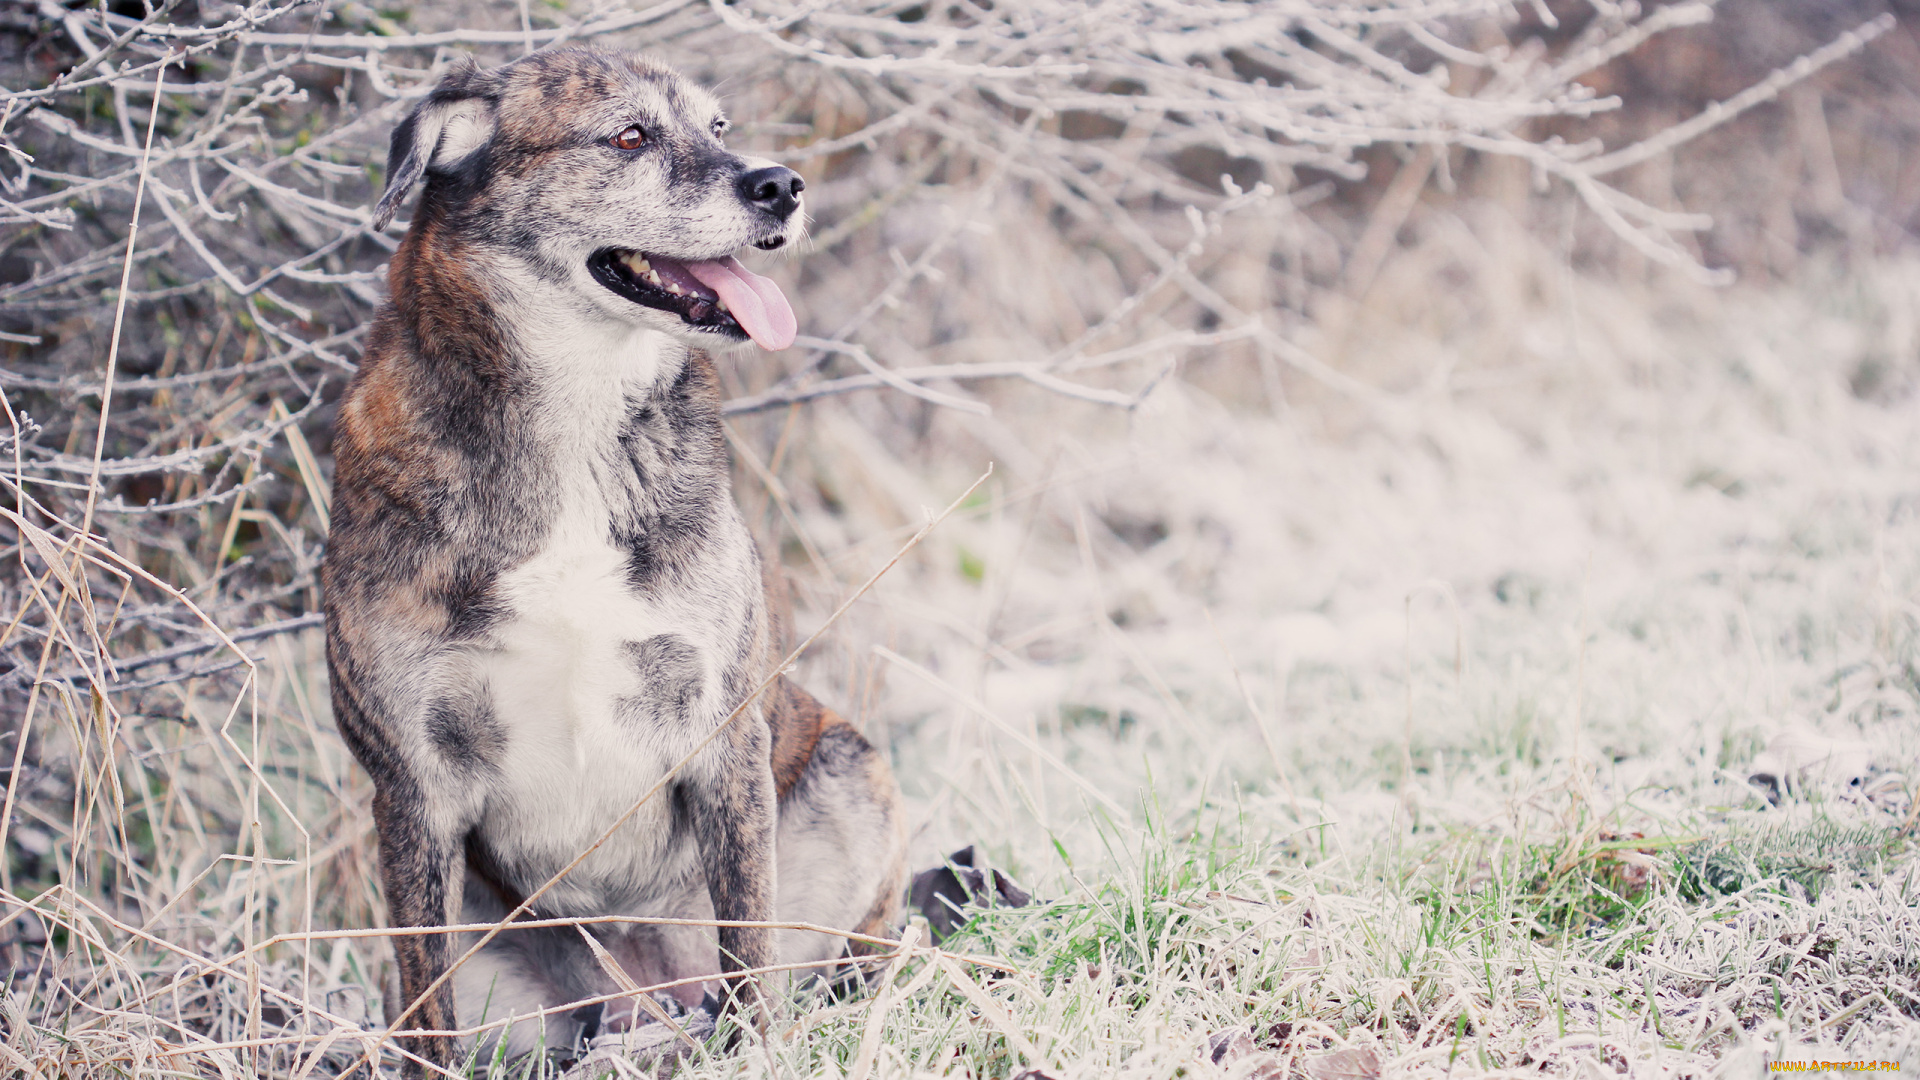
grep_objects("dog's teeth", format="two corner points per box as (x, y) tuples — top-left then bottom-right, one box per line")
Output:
(667, 283), (683, 295)
(635, 258), (650, 272)
(646, 270), (662, 286)
(716, 298), (728, 313)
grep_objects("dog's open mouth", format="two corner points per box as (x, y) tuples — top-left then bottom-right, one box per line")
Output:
(588, 249), (798, 351)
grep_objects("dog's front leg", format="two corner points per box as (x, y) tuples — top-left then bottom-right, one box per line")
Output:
(373, 782), (468, 1074)
(687, 743), (779, 1024)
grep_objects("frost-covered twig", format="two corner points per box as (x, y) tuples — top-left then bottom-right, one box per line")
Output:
(1580, 14), (1896, 177)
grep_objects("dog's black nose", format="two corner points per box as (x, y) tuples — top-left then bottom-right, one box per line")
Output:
(738, 165), (804, 219)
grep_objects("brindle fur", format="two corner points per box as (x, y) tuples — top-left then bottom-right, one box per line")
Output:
(324, 49), (905, 1073)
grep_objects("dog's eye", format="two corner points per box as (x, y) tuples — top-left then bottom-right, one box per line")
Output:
(711, 118), (729, 138)
(609, 124), (646, 151)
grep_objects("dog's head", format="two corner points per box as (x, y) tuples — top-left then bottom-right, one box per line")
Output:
(374, 49), (802, 351)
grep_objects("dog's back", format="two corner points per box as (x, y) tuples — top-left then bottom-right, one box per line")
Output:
(322, 49), (904, 1071)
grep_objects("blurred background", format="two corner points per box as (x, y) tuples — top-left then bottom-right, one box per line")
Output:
(2, 0), (1919, 1075)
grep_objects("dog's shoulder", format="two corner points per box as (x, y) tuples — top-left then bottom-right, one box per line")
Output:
(333, 238), (538, 510)
(322, 266), (551, 648)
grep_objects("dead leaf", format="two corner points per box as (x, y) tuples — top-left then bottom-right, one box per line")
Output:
(1241, 1054), (1286, 1080)
(1209, 1030), (1287, 1079)
(1304, 1047), (1380, 1080)
(1208, 1028), (1254, 1065)
(909, 846), (1033, 943)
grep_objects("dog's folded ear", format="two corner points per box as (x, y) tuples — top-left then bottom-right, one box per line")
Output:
(373, 57), (499, 231)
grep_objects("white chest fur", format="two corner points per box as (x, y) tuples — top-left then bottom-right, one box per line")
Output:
(467, 316), (762, 913)
(478, 509), (757, 911)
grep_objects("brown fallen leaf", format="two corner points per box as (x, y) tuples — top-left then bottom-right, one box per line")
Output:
(1207, 1030), (1287, 1079)
(1304, 1047), (1381, 1080)
(909, 846), (1033, 943)
(1242, 1054), (1286, 1080)
(1208, 1028), (1254, 1065)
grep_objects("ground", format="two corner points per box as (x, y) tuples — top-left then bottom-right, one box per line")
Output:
(709, 245), (1920, 1080)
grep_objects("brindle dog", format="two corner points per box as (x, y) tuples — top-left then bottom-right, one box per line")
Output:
(323, 49), (906, 1072)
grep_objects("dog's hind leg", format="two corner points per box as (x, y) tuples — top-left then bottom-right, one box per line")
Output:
(768, 682), (908, 986)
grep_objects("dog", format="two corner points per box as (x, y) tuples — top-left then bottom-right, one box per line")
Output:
(322, 48), (907, 1072)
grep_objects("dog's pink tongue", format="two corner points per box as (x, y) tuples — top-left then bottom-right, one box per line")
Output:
(686, 257), (796, 351)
